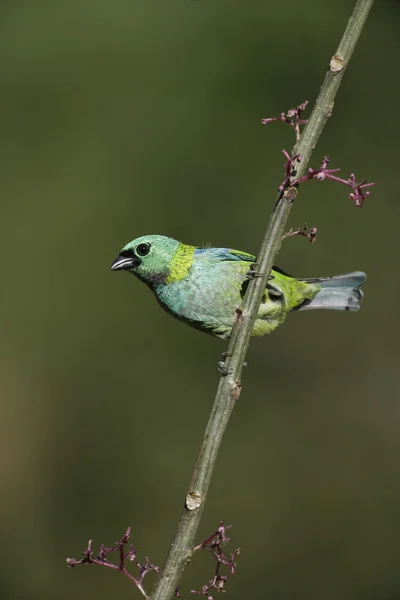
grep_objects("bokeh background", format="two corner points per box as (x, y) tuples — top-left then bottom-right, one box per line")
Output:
(2, 1), (400, 599)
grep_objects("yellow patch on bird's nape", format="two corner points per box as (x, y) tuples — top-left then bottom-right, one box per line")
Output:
(166, 243), (196, 283)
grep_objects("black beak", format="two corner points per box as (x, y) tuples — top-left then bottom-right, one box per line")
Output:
(110, 253), (141, 271)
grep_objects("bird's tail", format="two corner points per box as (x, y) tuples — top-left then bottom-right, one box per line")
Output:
(295, 271), (366, 312)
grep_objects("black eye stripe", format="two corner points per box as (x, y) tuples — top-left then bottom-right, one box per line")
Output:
(120, 249), (136, 258)
(136, 243), (151, 257)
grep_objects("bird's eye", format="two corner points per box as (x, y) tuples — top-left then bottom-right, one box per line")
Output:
(136, 242), (151, 257)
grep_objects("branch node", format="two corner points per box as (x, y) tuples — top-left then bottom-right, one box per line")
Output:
(282, 186), (298, 202)
(186, 492), (202, 511)
(234, 308), (244, 325)
(330, 54), (345, 72)
(232, 382), (242, 402)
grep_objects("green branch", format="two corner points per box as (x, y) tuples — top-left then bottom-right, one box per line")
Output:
(150, 1), (374, 599)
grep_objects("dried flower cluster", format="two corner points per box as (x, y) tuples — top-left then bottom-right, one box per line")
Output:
(261, 100), (309, 141)
(279, 150), (374, 207)
(66, 527), (159, 599)
(282, 223), (317, 243)
(191, 521), (240, 600)
(67, 522), (240, 600)
(262, 101), (374, 207)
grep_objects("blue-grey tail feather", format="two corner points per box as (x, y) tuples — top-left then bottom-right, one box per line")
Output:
(297, 271), (366, 312)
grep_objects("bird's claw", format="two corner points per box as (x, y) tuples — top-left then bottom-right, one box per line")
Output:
(245, 263), (261, 279)
(245, 269), (263, 279)
(218, 351), (233, 375)
(245, 263), (275, 280)
(218, 361), (233, 375)
(218, 352), (249, 375)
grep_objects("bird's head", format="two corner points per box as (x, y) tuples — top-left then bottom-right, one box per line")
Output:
(111, 234), (181, 285)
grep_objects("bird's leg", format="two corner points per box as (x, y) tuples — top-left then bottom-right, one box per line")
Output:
(218, 352), (232, 375)
(217, 361), (231, 375)
(218, 352), (248, 375)
(245, 263), (275, 281)
(245, 263), (263, 279)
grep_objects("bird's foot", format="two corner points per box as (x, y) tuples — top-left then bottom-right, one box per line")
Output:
(218, 360), (232, 375)
(218, 352), (248, 375)
(245, 263), (263, 279)
(218, 351), (232, 375)
(245, 264), (275, 280)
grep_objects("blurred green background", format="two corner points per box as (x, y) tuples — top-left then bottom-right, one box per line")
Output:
(2, 1), (400, 599)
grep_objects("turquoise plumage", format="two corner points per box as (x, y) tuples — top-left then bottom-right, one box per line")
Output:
(111, 234), (366, 339)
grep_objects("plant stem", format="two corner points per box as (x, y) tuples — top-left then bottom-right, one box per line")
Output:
(150, 1), (374, 598)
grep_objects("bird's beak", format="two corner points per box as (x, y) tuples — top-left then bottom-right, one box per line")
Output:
(110, 255), (141, 271)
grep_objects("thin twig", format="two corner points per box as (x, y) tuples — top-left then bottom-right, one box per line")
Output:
(150, 2), (375, 599)
(66, 528), (159, 599)
(261, 100), (309, 141)
(278, 151), (374, 206)
(191, 521), (240, 599)
(282, 223), (317, 243)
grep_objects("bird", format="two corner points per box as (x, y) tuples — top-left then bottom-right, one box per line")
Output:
(111, 234), (366, 340)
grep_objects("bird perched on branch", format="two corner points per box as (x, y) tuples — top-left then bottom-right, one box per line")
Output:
(111, 234), (366, 340)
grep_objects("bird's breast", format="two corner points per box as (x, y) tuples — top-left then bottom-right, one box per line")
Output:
(153, 261), (245, 331)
